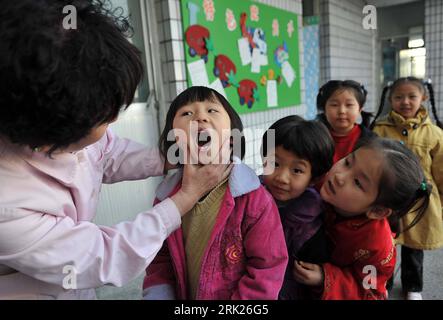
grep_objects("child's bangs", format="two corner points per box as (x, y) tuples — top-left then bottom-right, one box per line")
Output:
(189, 88), (221, 104)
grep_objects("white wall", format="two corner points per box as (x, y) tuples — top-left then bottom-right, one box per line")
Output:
(319, 0), (379, 112)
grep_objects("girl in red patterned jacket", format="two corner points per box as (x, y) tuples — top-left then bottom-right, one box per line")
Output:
(294, 137), (431, 300)
(142, 86), (288, 300)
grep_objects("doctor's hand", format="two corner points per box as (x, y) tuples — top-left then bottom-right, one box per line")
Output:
(171, 138), (233, 216)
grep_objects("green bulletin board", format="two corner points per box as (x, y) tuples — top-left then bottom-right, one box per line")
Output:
(180, 0), (301, 114)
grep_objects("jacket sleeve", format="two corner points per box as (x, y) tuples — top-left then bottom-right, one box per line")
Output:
(430, 129), (443, 216)
(321, 246), (395, 300)
(231, 190), (288, 300)
(142, 243), (176, 300)
(0, 198), (181, 290)
(99, 129), (165, 183)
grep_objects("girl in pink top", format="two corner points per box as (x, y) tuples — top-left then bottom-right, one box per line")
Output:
(0, 1), (229, 299)
(143, 87), (288, 300)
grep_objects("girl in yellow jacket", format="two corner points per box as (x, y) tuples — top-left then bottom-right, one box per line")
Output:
(371, 77), (443, 300)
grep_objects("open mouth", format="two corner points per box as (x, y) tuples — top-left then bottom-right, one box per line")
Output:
(197, 130), (212, 148)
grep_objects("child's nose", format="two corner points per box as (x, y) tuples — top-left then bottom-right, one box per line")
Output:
(195, 112), (209, 122)
(275, 170), (289, 184)
(334, 172), (345, 187)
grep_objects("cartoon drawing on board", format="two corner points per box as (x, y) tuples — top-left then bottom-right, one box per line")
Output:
(185, 25), (210, 63)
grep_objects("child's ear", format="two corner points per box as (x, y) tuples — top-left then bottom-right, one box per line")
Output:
(367, 206), (392, 220)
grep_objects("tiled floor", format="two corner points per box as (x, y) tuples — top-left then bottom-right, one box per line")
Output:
(389, 246), (443, 300)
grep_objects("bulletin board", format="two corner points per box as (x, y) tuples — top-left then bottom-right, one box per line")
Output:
(180, 0), (302, 114)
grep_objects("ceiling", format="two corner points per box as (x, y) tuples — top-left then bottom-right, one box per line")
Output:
(367, 0), (422, 8)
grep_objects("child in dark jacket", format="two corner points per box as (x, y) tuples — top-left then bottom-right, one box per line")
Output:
(261, 116), (335, 299)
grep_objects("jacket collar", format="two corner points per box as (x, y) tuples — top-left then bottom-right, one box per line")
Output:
(378, 107), (431, 127)
(156, 157), (261, 201)
(0, 137), (81, 185)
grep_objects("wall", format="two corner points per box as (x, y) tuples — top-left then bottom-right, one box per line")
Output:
(378, 1), (424, 40)
(425, 0), (443, 117)
(319, 0), (379, 112)
(155, 0), (306, 172)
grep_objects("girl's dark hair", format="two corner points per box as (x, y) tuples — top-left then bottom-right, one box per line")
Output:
(356, 137), (431, 235)
(159, 86), (245, 162)
(370, 77), (442, 129)
(316, 80), (372, 128)
(0, 0), (143, 154)
(261, 116), (334, 179)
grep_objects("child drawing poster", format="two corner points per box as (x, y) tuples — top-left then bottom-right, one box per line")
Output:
(181, 0), (302, 114)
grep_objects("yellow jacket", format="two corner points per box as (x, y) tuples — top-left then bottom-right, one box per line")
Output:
(373, 107), (443, 250)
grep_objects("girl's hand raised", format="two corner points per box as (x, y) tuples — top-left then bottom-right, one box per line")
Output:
(293, 261), (324, 287)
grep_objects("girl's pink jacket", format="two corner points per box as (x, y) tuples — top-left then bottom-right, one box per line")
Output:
(0, 130), (181, 299)
(143, 161), (288, 300)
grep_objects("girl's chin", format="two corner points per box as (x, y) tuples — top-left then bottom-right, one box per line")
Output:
(334, 124), (353, 130)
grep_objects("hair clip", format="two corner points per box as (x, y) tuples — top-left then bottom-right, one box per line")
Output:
(420, 181), (427, 192)
(32, 147), (41, 152)
(423, 78), (432, 85)
(387, 81), (394, 87)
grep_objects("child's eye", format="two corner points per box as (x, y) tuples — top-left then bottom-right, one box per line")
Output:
(344, 158), (350, 167)
(208, 108), (218, 113)
(293, 169), (303, 174)
(354, 179), (363, 190)
(181, 111), (192, 116)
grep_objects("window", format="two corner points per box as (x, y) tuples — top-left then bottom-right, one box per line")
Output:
(399, 47), (426, 79)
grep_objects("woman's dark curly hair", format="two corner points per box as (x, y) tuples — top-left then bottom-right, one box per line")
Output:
(0, 0), (143, 154)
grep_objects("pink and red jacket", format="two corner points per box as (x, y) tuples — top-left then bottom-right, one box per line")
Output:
(143, 160), (288, 300)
